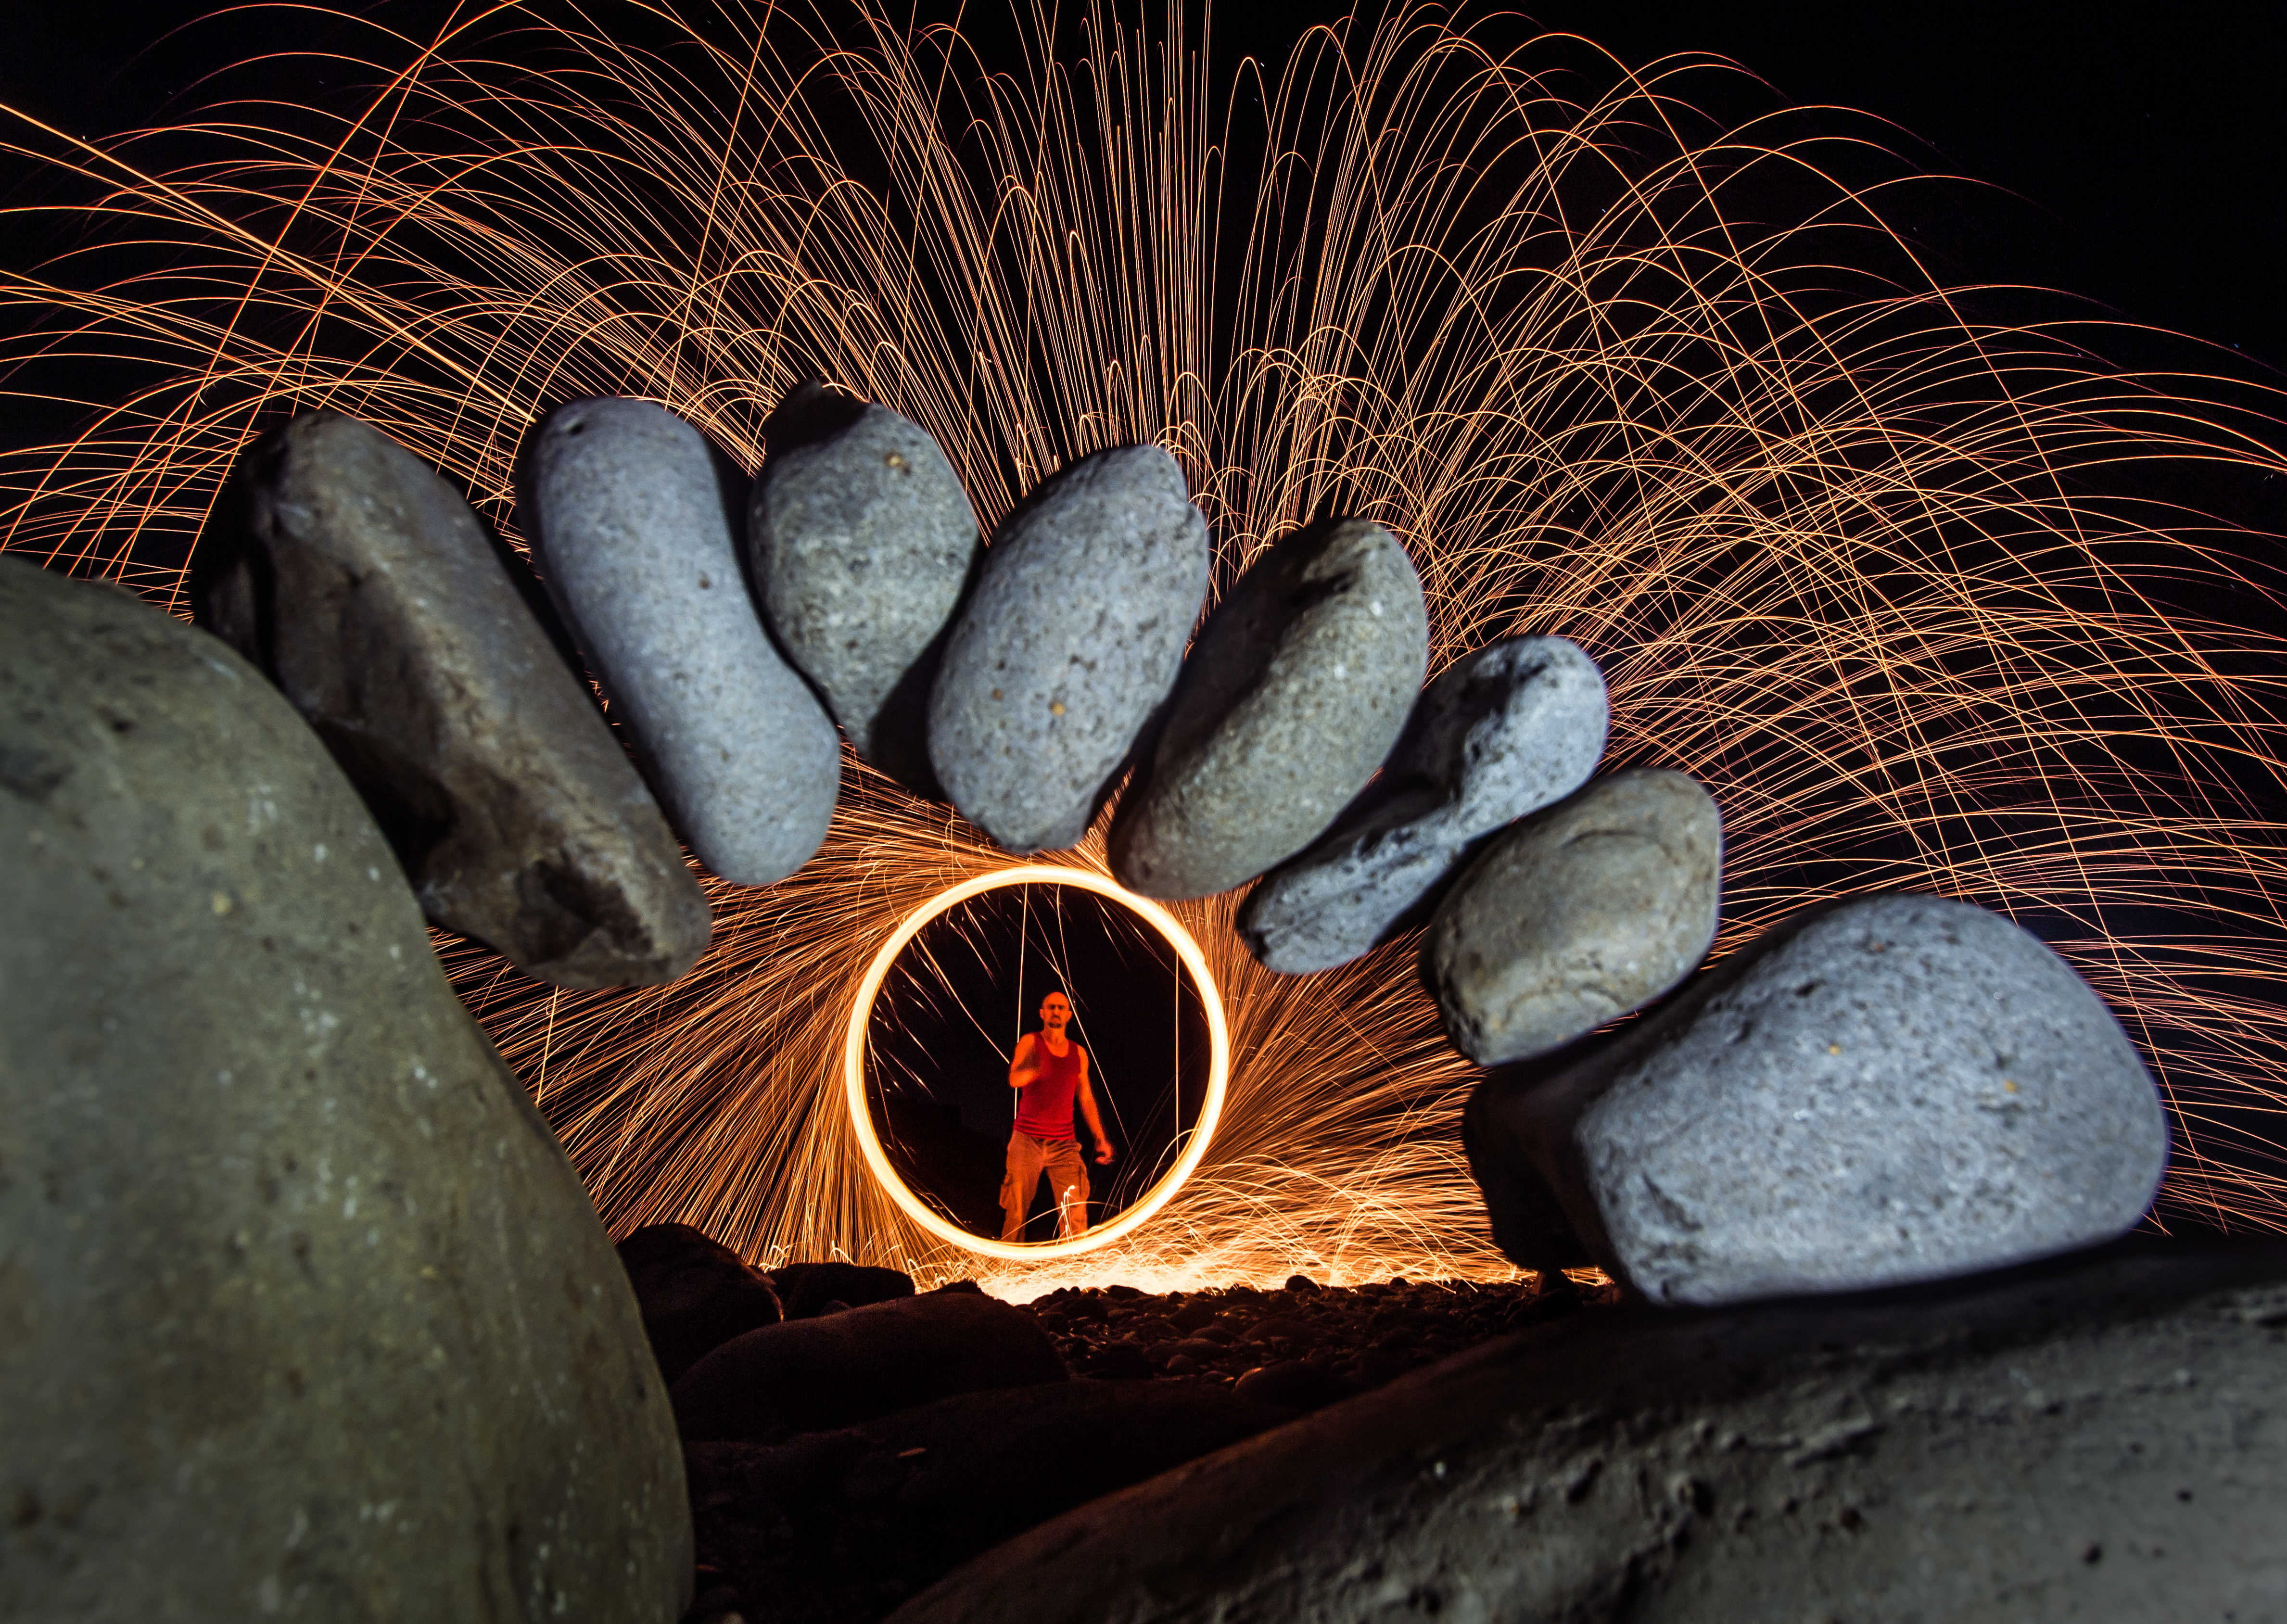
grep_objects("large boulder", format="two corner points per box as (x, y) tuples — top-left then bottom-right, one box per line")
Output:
(889, 1239), (2287, 1624)
(0, 558), (688, 1622)
(519, 397), (840, 885)
(191, 409), (710, 987)
(749, 381), (979, 795)
(1110, 517), (1428, 900)
(671, 1292), (1067, 1442)
(928, 444), (1210, 852)
(1465, 892), (2171, 1301)
(1240, 635), (1607, 971)
(616, 1223), (783, 1386)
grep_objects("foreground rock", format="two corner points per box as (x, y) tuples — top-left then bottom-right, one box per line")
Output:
(688, 1382), (1292, 1623)
(891, 1239), (2287, 1624)
(192, 409), (710, 986)
(0, 558), (688, 1622)
(750, 382), (979, 794)
(672, 1292), (1067, 1441)
(1111, 517), (1427, 899)
(617, 1224), (784, 1386)
(520, 397), (839, 884)
(770, 1260), (917, 1319)
(1426, 767), (1721, 1063)
(928, 444), (1209, 851)
(1467, 892), (2170, 1301)
(1240, 635), (1607, 970)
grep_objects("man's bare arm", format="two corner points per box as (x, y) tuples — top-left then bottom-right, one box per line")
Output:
(1009, 1032), (1041, 1091)
(1076, 1057), (1114, 1162)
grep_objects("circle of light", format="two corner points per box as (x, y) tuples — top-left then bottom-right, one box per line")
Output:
(843, 864), (1232, 1261)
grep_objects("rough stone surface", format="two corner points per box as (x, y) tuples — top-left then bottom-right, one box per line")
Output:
(1466, 892), (2171, 1302)
(1426, 766), (1721, 1064)
(671, 1292), (1068, 1442)
(0, 558), (688, 1623)
(928, 444), (1209, 852)
(191, 409), (710, 987)
(1111, 517), (1427, 899)
(520, 397), (839, 884)
(617, 1223), (783, 1386)
(769, 1261), (916, 1320)
(889, 1240), (2287, 1624)
(750, 383), (979, 793)
(1240, 635), (1607, 970)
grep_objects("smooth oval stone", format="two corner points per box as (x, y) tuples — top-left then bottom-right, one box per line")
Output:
(1464, 893), (2171, 1305)
(1426, 767), (1722, 1064)
(750, 382), (979, 793)
(1240, 635), (1607, 970)
(0, 558), (688, 1622)
(928, 444), (1209, 852)
(191, 409), (710, 987)
(1111, 517), (1427, 900)
(520, 397), (839, 885)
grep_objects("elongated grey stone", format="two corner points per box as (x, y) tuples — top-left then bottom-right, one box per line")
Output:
(520, 398), (839, 886)
(1465, 892), (2171, 1304)
(1110, 517), (1427, 899)
(1426, 767), (1722, 1064)
(1239, 635), (1607, 970)
(928, 444), (1209, 852)
(191, 409), (710, 987)
(750, 382), (979, 794)
(0, 558), (688, 1622)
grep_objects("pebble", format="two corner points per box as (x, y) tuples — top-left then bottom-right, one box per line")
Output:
(749, 382), (979, 793)
(928, 444), (1209, 851)
(1426, 767), (1722, 1064)
(1240, 635), (1607, 971)
(1465, 892), (2171, 1303)
(520, 397), (839, 884)
(1111, 517), (1427, 899)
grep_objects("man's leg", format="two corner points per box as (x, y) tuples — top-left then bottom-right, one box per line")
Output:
(1001, 1132), (1045, 1243)
(1045, 1138), (1091, 1239)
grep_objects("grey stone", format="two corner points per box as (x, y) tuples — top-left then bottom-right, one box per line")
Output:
(886, 1240), (2287, 1624)
(0, 558), (688, 1623)
(1465, 892), (2170, 1303)
(749, 382), (979, 793)
(1425, 766), (1721, 1064)
(192, 409), (711, 987)
(520, 397), (839, 885)
(928, 444), (1209, 852)
(1240, 635), (1607, 970)
(1111, 517), (1427, 899)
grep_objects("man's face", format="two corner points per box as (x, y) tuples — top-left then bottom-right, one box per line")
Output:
(1040, 993), (1070, 1031)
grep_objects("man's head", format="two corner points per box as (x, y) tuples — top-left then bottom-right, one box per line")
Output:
(1039, 990), (1071, 1033)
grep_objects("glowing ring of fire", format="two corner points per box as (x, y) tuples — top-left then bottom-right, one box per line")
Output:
(844, 864), (1231, 1260)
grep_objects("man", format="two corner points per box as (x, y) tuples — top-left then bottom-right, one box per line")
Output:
(1001, 989), (1115, 1242)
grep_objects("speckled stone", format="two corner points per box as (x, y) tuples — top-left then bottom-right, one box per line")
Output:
(1239, 635), (1607, 970)
(192, 409), (710, 987)
(1426, 767), (1722, 1064)
(520, 397), (839, 886)
(1111, 517), (1427, 900)
(750, 382), (978, 794)
(1465, 892), (2171, 1304)
(0, 558), (689, 1623)
(928, 445), (1209, 852)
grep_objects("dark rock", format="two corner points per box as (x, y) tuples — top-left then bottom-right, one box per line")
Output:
(1232, 1360), (1352, 1411)
(889, 1240), (2287, 1624)
(770, 1261), (916, 1319)
(672, 1292), (1067, 1442)
(0, 558), (688, 1621)
(929, 1279), (986, 1296)
(191, 409), (710, 986)
(1284, 1274), (1322, 1293)
(617, 1223), (783, 1386)
(1081, 1340), (1156, 1381)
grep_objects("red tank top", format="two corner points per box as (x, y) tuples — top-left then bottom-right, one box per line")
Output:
(1014, 1033), (1084, 1141)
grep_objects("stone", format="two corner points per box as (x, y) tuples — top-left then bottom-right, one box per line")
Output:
(616, 1223), (783, 1386)
(887, 1239), (2287, 1624)
(670, 1291), (1068, 1442)
(1465, 892), (2171, 1303)
(519, 397), (839, 885)
(189, 409), (711, 987)
(1425, 766), (1721, 1064)
(928, 444), (1209, 851)
(0, 558), (688, 1622)
(769, 1260), (916, 1320)
(749, 382), (980, 794)
(1111, 517), (1428, 899)
(1240, 635), (1607, 971)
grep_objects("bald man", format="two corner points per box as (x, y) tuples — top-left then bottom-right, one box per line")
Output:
(1001, 989), (1115, 1242)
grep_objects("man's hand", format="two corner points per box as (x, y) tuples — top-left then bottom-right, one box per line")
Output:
(1093, 1137), (1115, 1165)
